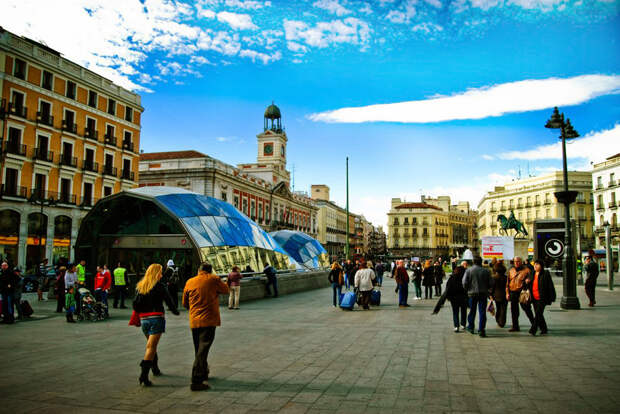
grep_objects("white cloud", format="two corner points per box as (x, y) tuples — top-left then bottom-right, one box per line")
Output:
(482, 154), (495, 160)
(287, 41), (309, 53)
(470, 0), (502, 11)
(239, 49), (282, 64)
(283, 17), (371, 49)
(309, 74), (620, 123)
(425, 0), (443, 8)
(189, 55), (212, 65)
(216, 136), (231, 142)
(224, 0), (272, 9)
(242, 29), (283, 49)
(498, 124), (620, 165)
(197, 30), (242, 55)
(199, 9), (216, 18)
(313, 0), (351, 16)
(385, 0), (416, 23)
(508, 0), (563, 10)
(359, 4), (373, 14)
(216, 11), (258, 30)
(412, 22), (444, 34)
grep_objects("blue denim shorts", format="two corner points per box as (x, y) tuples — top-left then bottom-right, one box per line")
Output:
(141, 317), (165, 336)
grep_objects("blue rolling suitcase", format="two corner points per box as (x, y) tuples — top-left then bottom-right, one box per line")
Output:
(340, 291), (357, 310)
(370, 289), (381, 306)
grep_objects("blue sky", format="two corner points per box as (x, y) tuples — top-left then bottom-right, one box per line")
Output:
(4, 0), (620, 227)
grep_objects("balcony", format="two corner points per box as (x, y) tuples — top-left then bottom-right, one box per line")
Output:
(121, 169), (135, 181)
(610, 202), (618, 209)
(8, 102), (27, 118)
(596, 204), (605, 211)
(122, 141), (134, 152)
(62, 120), (77, 134)
(32, 148), (54, 163)
(59, 154), (78, 168)
(0, 184), (28, 199)
(36, 111), (54, 127)
(48, 191), (77, 205)
(534, 201), (540, 206)
(104, 134), (117, 147)
(79, 196), (98, 208)
(2, 141), (27, 157)
(102, 165), (117, 177)
(610, 180), (617, 188)
(82, 160), (99, 173)
(29, 188), (50, 201)
(84, 128), (99, 141)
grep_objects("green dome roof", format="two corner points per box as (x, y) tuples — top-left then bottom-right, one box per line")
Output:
(264, 103), (281, 119)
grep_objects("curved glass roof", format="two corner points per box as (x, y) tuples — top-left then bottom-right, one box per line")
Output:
(269, 230), (329, 270)
(129, 187), (288, 253)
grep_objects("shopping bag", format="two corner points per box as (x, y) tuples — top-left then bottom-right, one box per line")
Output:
(487, 299), (496, 316)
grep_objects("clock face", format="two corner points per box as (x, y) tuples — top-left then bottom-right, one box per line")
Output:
(264, 143), (273, 155)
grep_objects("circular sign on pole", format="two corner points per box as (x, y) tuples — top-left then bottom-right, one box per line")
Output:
(544, 238), (564, 258)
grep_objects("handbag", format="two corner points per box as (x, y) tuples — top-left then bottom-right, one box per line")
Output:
(519, 288), (531, 305)
(487, 300), (496, 316)
(128, 310), (141, 327)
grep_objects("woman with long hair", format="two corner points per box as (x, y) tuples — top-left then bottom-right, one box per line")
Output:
(527, 260), (556, 336)
(422, 260), (434, 299)
(133, 263), (180, 386)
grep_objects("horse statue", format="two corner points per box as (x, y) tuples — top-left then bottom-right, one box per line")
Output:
(497, 211), (528, 237)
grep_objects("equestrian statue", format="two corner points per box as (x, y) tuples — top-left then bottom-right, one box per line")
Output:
(497, 210), (528, 237)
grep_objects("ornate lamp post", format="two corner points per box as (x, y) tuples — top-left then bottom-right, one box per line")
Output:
(545, 106), (580, 309)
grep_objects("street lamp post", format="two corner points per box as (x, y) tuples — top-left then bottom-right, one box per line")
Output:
(30, 192), (57, 264)
(604, 221), (614, 291)
(545, 106), (580, 309)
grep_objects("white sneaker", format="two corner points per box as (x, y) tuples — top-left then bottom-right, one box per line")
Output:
(461, 325), (467, 331)
(454, 327), (459, 332)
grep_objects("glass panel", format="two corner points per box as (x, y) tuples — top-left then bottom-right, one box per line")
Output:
(199, 216), (225, 246)
(182, 217), (212, 247)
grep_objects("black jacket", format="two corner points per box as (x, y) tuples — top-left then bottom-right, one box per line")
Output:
(328, 268), (343, 285)
(445, 274), (467, 302)
(133, 282), (179, 314)
(533, 270), (556, 306)
(0, 268), (19, 294)
(422, 267), (434, 286)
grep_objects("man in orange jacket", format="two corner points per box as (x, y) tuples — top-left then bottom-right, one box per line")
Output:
(183, 262), (229, 391)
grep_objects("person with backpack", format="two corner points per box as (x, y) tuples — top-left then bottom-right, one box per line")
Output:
(163, 260), (180, 308)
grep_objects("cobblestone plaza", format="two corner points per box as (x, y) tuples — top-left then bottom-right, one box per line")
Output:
(1, 276), (619, 414)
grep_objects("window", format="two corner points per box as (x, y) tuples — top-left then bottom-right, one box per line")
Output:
(124, 130), (132, 143)
(34, 173), (46, 199)
(598, 194), (603, 207)
(13, 58), (26, 79)
(611, 173), (616, 186)
(39, 101), (51, 118)
(88, 90), (97, 108)
(11, 90), (24, 111)
(250, 201), (256, 219)
(7, 127), (21, 150)
(122, 159), (131, 179)
(233, 196), (239, 209)
(107, 99), (116, 115)
(612, 192), (617, 204)
(221, 192), (227, 202)
(41, 70), (53, 90)
(597, 176), (603, 187)
(83, 182), (93, 206)
(4, 168), (19, 196)
(105, 153), (114, 168)
(60, 178), (71, 202)
(125, 106), (133, 122)
(86, 117), (97, 138)
(66, 81), (76, 99)
(104, 186), (112, 197)
(242, 198), (248, 215)
(84, 148), (95, 171)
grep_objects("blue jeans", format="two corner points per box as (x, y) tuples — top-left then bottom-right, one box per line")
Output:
(332, 283), (342, 306)
(398, 283), (408, 306)
(345, 274), (351, 289)
(95, 289), (109, 312)
(377, 272), (383, 286)
(266, 276), (278, 297)
(467, 294), (488, 333)
(1, 292), (15, 323)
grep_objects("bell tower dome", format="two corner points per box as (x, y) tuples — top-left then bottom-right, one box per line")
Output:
(264, 102), (282, 133)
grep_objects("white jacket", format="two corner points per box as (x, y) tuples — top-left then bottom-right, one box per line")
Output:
(355, 268), (376, 291)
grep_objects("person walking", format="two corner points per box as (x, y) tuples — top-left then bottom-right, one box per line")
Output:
(133, 263), (180, 386)
(13, 267), (24, 320)
(412, 262), (423, 299)
(527, 260), (556, 336)
(75, 259), (86, 316)
(584, 254), (599, 307)
(374, 261), (384, 287)
(506, 256), (535, 332)
(328, 262), (344, 307)
(113, 262), (129, 309)
(462, 256), (493, 337)
(263, 263), (278, 297)
(491, 259), (508, 328)
(163, 259), (180, 308)
(65, 285), (77, 323)
(94, 265), (111, 314)
(434, 261), (445, 296)
(445, 265), (468, 332)
(354, 262), (376, 310)
(344, 260), (354, 290)
(0, 261), (19, 324)
(183, 262), (230, 391)
(394, 260), (410, 308)
(422, 260), (434, 299)
(55, 266), (66, 313)
(227, 266), (243, 309)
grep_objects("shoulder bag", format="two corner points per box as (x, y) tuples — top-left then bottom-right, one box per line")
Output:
(519, 287), (531, 305)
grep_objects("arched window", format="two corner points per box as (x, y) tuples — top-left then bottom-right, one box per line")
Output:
(53, 215), (72, 263)
(0, 210), (20, 266)
(27, 212), (48, 270)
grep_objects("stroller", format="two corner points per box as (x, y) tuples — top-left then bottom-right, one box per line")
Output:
(77, 288), (107, 321)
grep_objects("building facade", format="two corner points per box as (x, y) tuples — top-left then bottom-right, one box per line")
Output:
(310, 184), (357, 259)
(477, 171), (595, 252)
(0, 28), (142, 271)
(368, 225), (387, 258)
(139, 104), (318, 239)
(387, 196), (477, 258)
(592, 153), (620, 247)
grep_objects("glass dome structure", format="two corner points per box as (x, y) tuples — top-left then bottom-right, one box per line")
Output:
(76, 187), (299, 277)
(269, 230), (329, 270)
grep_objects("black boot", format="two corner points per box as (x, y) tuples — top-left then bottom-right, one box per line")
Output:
(152, 353), (162, 376)
(139, 360), (152, 386)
